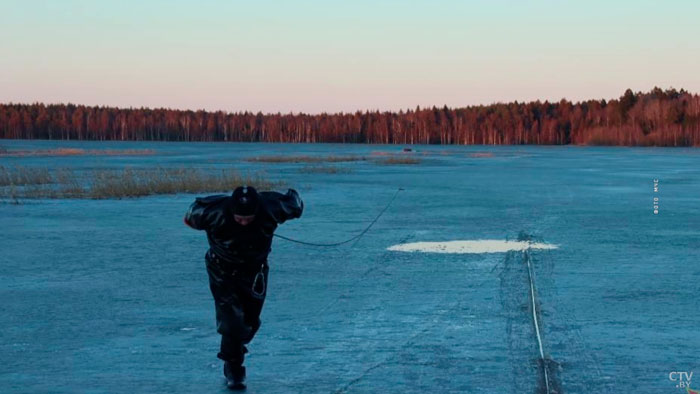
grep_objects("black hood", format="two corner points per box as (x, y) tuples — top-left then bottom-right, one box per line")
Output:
(231, 185), (260, 216)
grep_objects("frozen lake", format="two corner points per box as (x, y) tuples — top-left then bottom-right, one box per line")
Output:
(1, 140), (699, 393)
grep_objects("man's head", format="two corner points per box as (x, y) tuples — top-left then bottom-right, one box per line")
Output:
(231, 185), (260, 226)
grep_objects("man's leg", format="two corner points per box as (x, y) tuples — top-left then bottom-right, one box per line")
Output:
(206, 259), (251, 352)
(216, 301), (253, 390)
(219, 335), (248, 389)
(219, 336), (247, 364)
(240, 264), (269, 343)
(206, 259), (252, 388)
(218, 265), (268, 363)
(205, 260), (269, 388)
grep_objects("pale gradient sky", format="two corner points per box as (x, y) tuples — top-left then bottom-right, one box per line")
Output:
(1, 0), (699, 114)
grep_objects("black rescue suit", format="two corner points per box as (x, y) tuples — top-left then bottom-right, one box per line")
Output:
(184, 189), (303, 365)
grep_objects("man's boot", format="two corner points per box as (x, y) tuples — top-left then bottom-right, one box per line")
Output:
(224, 361), (246, 390)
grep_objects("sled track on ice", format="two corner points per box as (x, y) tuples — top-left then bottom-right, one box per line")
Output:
(499, 231), (613, 394)
(499, 232), (562, 394)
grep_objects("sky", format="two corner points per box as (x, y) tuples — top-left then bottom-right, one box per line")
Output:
(1, 0), (699, 114)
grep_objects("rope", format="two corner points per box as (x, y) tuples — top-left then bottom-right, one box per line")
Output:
(525, 247), (552, 394)
(273, 187), (404, 247)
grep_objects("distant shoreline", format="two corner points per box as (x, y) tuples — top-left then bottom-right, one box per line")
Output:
(1, 88), (698, 147)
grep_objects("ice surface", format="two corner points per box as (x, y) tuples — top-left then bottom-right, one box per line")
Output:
(1, 141), (699, 393)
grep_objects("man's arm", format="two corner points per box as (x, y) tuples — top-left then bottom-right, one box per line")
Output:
(262, 189), (304, 224)
(184, 194), (230, 230)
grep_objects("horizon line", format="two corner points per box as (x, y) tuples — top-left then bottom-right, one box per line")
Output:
(1, 86), (694, 116)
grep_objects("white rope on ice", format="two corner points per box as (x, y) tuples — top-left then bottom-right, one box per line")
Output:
(525, 247), (551, 394)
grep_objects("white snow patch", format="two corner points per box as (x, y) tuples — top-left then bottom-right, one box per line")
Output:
(387, 240), (557, 254)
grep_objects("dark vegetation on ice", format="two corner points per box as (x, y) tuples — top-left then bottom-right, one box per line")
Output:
(247, 154), (421, 166)
(0, 148), (154, 157)
(0, 166), (280, 199)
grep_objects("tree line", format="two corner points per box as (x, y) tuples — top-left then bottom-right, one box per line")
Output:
(1, 87), (698, 146)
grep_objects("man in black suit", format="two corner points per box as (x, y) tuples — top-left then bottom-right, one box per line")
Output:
(184, 185), (303, 390)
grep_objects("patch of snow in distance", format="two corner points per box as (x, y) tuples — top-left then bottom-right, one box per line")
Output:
(387, 240), (557, 254)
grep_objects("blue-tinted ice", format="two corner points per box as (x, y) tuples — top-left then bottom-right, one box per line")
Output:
(1, 141), (699, 393)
